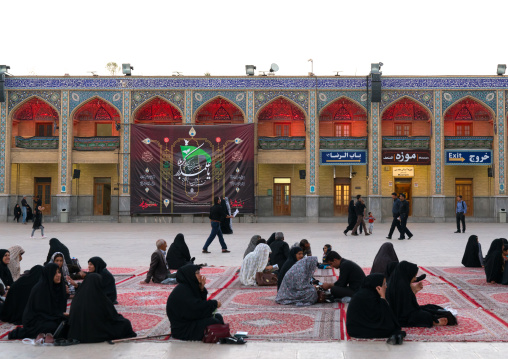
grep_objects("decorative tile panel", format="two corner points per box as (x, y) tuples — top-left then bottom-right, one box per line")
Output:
(60, 91), (69, 192)
(434, 90), (442, 194)
(0, 102), (6, 193)
(254, 91), (308, 114)
(380, 90), (434, 113)
(309, 91), (316, 192)
(69, 91), (123, 114)
(8, 90), (61, 114)
(497, 90), (505, 194)
(191, 91), (246, 117)
(320, 137), (367, 149)
(382, 136), (430, 149)
(185, 90), (191, 123)
(444, 136), (493, 149)
(258, 137), (305, 150)
(15, 136), (59, 149)
(441, 90), (497, 113)
(317, 91), (367, 112)
(131, 90), (184, 116)
(122, 91), (131, 193)
(372, 102), (379, 195)
(247, 91), (254, 123)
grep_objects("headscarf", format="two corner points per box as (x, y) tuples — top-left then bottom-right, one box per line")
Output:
(0, 265), (43, 324)
(277, 246), (303, 290)
(385, 261), (399, 283)
(240, 244), (271, 286)
(88, 256), (117, 303)
(461, 235), (482, 267)
(267, 233), (276, 246)
(167, 233), (192, 269)
(276, 256), (318, 306)
(385, 261), (422, 324)
(7, 245), (25, 281)
(371, 242), (399, 274)
(50, 252), (70, 277)
(243, 235), (261, 258)
(484, 238), (505, 283)
(0, 249), (14, 287)
(45, 238), (72, 265)
(175, 264), (202, 297)
(68, 273), (136, 343)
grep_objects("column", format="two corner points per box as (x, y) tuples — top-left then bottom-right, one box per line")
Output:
(56, 91), (72, 220)
(368, 101), (382, 220)
(118, 90), (131, 222)
(306, 90), (319, 221)
(0, 100), (9, 221)
(494, 90), (508, 218)
(185, 90), (192, 124)
(431, 90), (445, 221)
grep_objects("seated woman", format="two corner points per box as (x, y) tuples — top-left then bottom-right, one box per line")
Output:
(240, 243), (272, 286)
(0, 265), (43, 324)
(68, 273), (136, 343)
(50, 252), (78, 294)
(166, 233), (194, 270)
(276, 256), (318, 306)
(266, 232), (276, 246)
(8, 263), (67, 339)
(371, 242), (399, 274)
(347, 273), (404, 341)
(299, 239), (312, 256)
(462, 235), (484, 268)
(45, 238), (73, 266)
(386, 261), (447, 327)
(7, 245), (24, 281)
(277, 246), (303, 291)
(88, 257), (117, 304)
(243, 235), (261, 258)
(0, 249), (13, 289)
(166, 264), (223, 341)
(484, 238), (505, 284)
(322, 244), (332, 262)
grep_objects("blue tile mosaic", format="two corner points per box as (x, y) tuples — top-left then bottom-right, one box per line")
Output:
(372, 103), (379, 195)
(185, 90), (192, 123)
(254, 90), (308, 114)
(434, 91), (442, 194)
(441, 90), (497, 113)
(317, 91), (367, 112)
(247, 91), (254, 123)
(309, 91), (316, 191)
(0, 102), (6, 193)
(123, 91), (131, 193)
(60, 91), (69, 192)
(69, 91), (123, 115)
(497, 90), (505, 194)
(380, 90), (434, 113)
(8, 90), (61, 114)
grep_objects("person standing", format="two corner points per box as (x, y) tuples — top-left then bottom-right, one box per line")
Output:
(386, 192), (402, 239)
(202, 197), (232, 254)
(455, 195), (467, 233)
(397, 194), (413, 240)
(343, 197), (358, 236)
(13, 204), (22, 223)
(351, 196), (369, 236)
(30, 205), (46, 239)
(367, 212), (376, 234)
(21, 196), (28, 224)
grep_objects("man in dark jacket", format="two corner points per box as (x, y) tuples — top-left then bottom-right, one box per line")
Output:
(322, 251), (366, 301)
(343, 198), (357, 236)
(269, 232), (290, 272)
(386, 192), (402, 239)
(351, 196), (369, 236)
(144, 239), (176, 284)
(397, 193), (413, 240)
(202, 197), (233, 253)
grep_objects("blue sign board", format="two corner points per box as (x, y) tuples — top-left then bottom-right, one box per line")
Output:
(445, 150), (492, 165)
(320, 150), (367, 165)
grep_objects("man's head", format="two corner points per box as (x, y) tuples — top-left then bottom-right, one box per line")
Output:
(156, 239), (167, 251)
(23, 195), (26, 199)
(391, 192), (397, 199)
(325, 251), (342, 269)
(214, 196), (221, 205)
(356, 194), (362, 200)
(457, 195), (462, 201)
(399, 193), (406, 201)
(275, 232), (284, 241)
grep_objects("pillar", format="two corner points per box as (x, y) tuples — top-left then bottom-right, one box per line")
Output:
(0, 100), (8, 221)
(431, 90), (445, 221)
(305, 90), (319, 221)
(494, 90), (508, 218)
(118, 90), (131, 222)
(56, 91), (72, 220)
(368, 101), (382, 220)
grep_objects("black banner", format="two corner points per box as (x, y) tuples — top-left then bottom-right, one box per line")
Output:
(130, 124), (255, 214)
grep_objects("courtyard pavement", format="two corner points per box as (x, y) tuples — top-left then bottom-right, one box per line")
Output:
(2, 221), (508, 358)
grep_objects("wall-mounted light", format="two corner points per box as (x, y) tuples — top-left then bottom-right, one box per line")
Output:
(245, 65), (256, 76)
(497, 64), (506, 76)
(122, 64), (133, 76)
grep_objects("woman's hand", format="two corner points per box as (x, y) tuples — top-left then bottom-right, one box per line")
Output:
(265, 265), (273, 271)
(217, 301), (222, 308)
(199, 275), (207, 290)
(66, 276), (77, 288)
(321, 283), (333, 290)
(376, 286), (386, 299)
(411, 281), (424, 294)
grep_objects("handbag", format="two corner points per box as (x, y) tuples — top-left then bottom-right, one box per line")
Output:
(255, 272), (278, 286)
(202, 323), (231, 343)
(316, 289), (327, 303)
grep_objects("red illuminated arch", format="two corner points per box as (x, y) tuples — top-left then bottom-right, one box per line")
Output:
(382, 97), (430, 121)
(72, 97), (121, 137)
(12, 97), (59, 122)
(257, 97), (306, 137)
(195, 97), (244, 124)
(11, 97), (59, 140)
(134, 97), (182, 124)
(444, 98), (493, 122)
(319, 98), (367, 137)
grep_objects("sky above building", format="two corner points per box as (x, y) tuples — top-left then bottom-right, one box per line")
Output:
(4, 0), (507, 77)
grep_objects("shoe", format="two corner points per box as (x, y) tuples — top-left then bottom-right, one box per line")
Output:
(222, 250), (231, 253)
(386, 237), (392, 239)
(30, 236), (35, 239)
(365, 233), (370, 236)
(220, 336), (246, 345)
(351, 233), (358, 236)
(398, 238), (405, 240)
(463, 230), (466, 233)
(454, 231), (461, 233)
(343, 230), (348, 236)
(408, 235), (413, 240)
(202, 250), (211, 254)
(387, 333), (404, 345)
(41, 236), (47, 239)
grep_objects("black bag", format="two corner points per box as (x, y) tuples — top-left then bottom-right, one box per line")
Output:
(421, 304), (458, 326)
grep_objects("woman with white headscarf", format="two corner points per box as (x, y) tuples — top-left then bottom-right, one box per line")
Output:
(240, 243), (272, 286)
(7, 245), (25, 281)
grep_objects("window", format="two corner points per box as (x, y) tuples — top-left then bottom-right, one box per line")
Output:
(456, 124), (472, 136)
(36, 123), (53, 136)
(395, 124), (412, 136)
(275, 123), (291, 136)
(334, 123), (351, 137)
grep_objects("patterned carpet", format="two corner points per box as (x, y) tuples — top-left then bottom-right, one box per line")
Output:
(1, 266), (508, 342)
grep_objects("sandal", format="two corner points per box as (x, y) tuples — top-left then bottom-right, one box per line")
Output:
(220, 336), (246, 345)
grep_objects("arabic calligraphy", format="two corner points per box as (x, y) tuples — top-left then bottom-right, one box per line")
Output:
(321, 150), (367, 165)
(446, 151), (492, 165)
(139, 200), (158, 210)
(174, 140), (212, 188)
(382, 150), (431, 165)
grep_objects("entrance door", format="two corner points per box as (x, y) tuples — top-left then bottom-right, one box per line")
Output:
(456, 179), (473, 216)
(34, 178), (51, 215)
(273, 178), (291, 216)
(334, 178), (351, 216)
(394, 178), (412, 216)
(94, 178), (111, 215)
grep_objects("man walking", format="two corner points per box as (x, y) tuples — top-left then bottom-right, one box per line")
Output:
(386, 192), (402, 239)
(397, 193), (413, 240)
(21, 196), (28, 224)
(455, 195), (467, 233)
(202, 197), (233, 253)
(343, 197), (357, 236)
(351, 195), (369, 236)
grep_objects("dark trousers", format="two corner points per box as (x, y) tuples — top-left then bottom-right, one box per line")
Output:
(398, 215), (413, 239)
(387, 216), (402, 238)
(352, 215), (367, 235)
(456, 212), (466, 232)
(203, 222), (227, 250)
(344, 216), (357, 233)
(14, 214), (21, 222)
(330, 285), (356, 299)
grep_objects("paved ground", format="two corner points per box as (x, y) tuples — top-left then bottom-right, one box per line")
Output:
(2, 221), (508, 358)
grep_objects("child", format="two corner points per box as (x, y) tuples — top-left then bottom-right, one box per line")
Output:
(367, 212), (376, 234)
(318, 244), (332, 269)
(31, 205), (46, 239)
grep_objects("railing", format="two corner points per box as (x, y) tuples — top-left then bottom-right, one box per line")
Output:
(258, 136), (306, 150)
(73, 136), (120, 151)
(382, 136), (430, 149)
(320, 137), (367, 149)
(15, 136), (59, 149)
(444, 136), (493, 149)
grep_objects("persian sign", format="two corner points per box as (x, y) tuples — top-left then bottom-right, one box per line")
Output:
(393, 167), (414, 177)
(445, 150), (492, 165)
(130, 124), (255, 214)
(320, 150), (367, 165)
(382, 150), (431, 165)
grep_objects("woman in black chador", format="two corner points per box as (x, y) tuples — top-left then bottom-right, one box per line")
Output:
(347, 273), (404, 341)
(386, 261), (448, 327)
(462, 235), (484, 268)
(484, 238), (506, 284)
(220, 197), (233, 234)
(166, 233), (194, 270)
(371, 242), (399, 274)
(166, 264), (223, 341)
(88, 257), (117, 304)
(67, 273), (136, 343)
(13, 204), (22, 222)
(1, 265), (43, 324)
(45, 238), (73, 266)
(8, 263), (67, 339)
(0, 249), (14, 288)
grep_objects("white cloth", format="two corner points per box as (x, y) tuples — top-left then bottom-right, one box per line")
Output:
(7, 245), (25, 281)
(239, 243), (271, 286)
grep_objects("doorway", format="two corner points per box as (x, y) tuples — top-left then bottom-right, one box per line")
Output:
(334, 178), (351, 216)
(394, 178), (412, 216)
(94, 178), (111, 215)
(273, 178), (291, 216)
(34, 177), (51, 215)
(455, 179), (473, 216)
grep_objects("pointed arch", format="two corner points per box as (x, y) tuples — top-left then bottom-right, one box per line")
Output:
(256, 96), (307, 121)
(71, 96), (121, 138)
(70, 96), (121, 122)
(194, 96), (245, 124)
(10, 95), (60, 123)
(381, 96), (432, 121)
(443, 96), (495, 121)
(443, 96), (494, 137)
(381, 96), (432, 137)
(318, 96), (367, 121)
(10, 96), (60, 142)
(132, 96), (183, 124)
(256, 96), (307, 137)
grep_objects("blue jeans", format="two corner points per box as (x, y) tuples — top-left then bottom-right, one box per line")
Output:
(203, 222), (227, 250)
(22, 207), (27, 223)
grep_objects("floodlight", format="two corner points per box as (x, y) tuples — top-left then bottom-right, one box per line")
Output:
(270, 63), (279, 73)
(0, 65), (10, 74)
(371, 62), (383, 75)
(245, 65), (256, 76)
(497, 64), (506, 76)
(122, 64), (134, 76)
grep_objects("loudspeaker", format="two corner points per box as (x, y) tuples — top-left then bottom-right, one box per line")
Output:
(299, 170), (306, 179)
(0, 74), (5, 103)
(73, 169), (81, 179)
(488, 168), (494, 177)
(371, 81), (381, 102)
